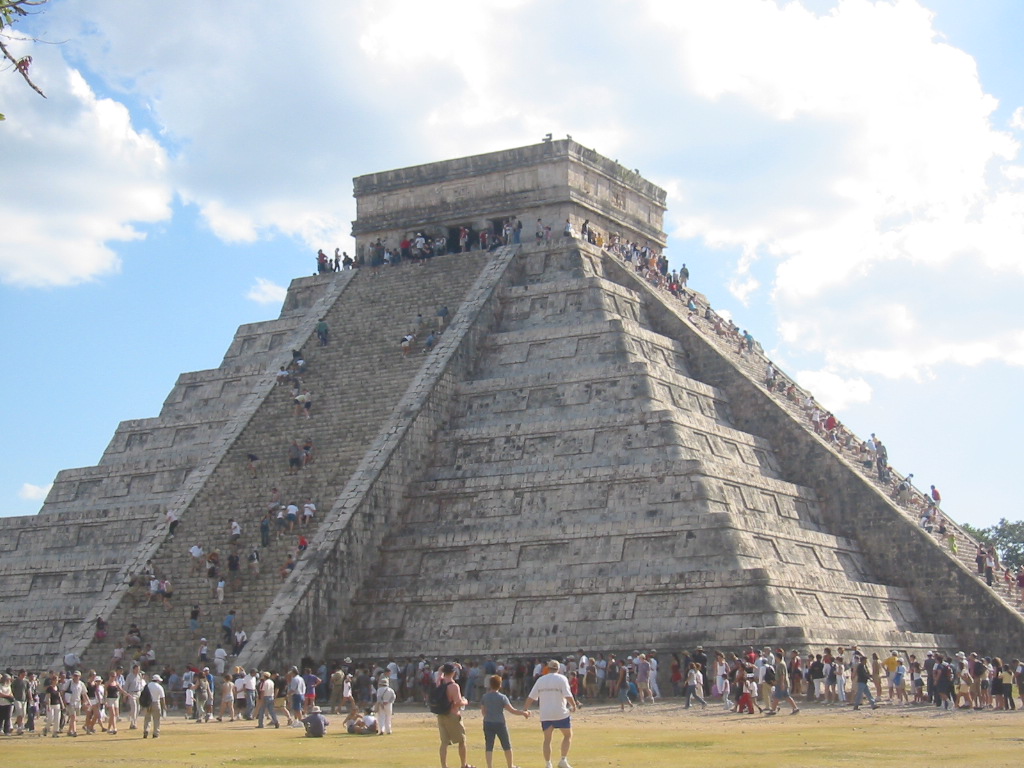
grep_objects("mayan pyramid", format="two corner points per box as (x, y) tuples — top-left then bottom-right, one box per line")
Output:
(2, 140), (1020, 675)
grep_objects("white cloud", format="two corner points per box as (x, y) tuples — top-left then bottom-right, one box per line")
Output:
(640, 0), (1024, 386)
(9, 0), (1023, 395)
(793, 369), (872, 411)
(1011, 106), (1024, 130)
(246, 278), (287, 305)
(18, 482), (52, 501)
(0, 47), (171, 287)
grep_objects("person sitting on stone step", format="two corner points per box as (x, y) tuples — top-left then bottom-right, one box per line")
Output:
(279, 553), (296, 580)
(125, 624), (143, 650)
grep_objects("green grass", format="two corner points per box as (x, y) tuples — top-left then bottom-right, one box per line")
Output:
(5, 702), (1024, 768)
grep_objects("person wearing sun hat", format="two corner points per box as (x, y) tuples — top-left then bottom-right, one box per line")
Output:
(301, 704), (329, 737)
(142, 674), (166, 739)
(524, 660), (577, 768)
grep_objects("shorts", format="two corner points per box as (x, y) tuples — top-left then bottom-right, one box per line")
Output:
(436, 713), (465, 745)
(773, 685), (790, 699)
(291, 693), (303, 711)
(541, 717), (572, 730)
(288, 458), (301, 469)
(12, 701), (26, 718)
(483, 721), (512, 752)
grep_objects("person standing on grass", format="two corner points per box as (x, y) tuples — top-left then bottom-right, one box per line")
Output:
(683, 662), (707, 709)
(432, 662), (471, 768)
(852, 657), (879, 710)
(766, 651), (800, 716)
(375, 676), (397, 735)
(141, 674), (166, 739)
(525, 660), (577, 768)
(482, 674), (530, 768)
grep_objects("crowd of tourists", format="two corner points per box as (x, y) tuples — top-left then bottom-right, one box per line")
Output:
(6, 642), (1022, 741)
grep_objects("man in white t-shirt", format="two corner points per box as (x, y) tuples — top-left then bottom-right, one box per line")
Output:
(524, 659), (577, 768)
(214, 645), (228, 675)
(142, 674), (167, 739)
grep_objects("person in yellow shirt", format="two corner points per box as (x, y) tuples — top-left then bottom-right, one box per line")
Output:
(883, 651), (900, 700)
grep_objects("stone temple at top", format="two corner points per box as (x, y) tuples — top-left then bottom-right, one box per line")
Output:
(1, 139), (1020, 674)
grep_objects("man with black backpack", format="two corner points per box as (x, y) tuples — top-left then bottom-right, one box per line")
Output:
(430, 663), (471, 768)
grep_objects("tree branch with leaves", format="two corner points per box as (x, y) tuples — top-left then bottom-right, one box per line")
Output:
(1, 0), (49, 120)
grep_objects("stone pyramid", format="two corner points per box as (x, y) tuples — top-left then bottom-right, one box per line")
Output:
(329, 240), (967, 658)
(2, 140), (1020, 675)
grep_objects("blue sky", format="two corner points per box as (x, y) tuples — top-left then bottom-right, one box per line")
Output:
(2, 0), (1022, 529)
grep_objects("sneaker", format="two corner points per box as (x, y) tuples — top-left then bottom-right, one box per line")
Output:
(791, 708), (800, 715)
(546, 762), (553, 768)
(142, 732), (148, 738)
(558, 759), (573, 768)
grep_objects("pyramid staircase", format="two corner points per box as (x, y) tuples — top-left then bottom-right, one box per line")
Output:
(328, 240), (1012, 660)
(65, 251), (494, 674)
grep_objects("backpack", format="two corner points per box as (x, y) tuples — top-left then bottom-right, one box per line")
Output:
(139, 684), (152, 708)
(763, 665), (776, 685)
(428, 681), (452, 715)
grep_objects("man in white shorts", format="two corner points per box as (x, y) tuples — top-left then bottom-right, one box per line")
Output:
(524, 659), (577, 768)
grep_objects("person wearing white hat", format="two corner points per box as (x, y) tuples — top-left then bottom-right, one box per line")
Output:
(142, 674), (166, 739)
(375, 676), (397, 735)
(525, 660), (577, 768)
(301, 704), (329, 737)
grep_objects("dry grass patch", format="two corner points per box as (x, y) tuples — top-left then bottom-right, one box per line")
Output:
(3, 702), (1023, 768)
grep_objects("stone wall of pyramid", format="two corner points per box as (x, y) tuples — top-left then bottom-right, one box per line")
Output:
(0, 273), (346, 670)
(315, 239), (1024, 661)
(0, 249), (507, 673)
